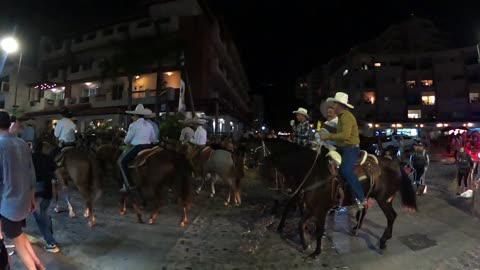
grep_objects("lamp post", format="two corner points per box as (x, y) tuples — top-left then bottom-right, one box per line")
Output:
(1, 37), (22, 117)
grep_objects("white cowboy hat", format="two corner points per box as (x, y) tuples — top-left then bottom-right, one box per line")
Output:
(125, 104), (153, 116)
(292, 107), (309, 118)
(326, 92), (354, 109)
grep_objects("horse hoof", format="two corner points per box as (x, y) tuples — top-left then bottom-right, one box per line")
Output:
(380, 240), (387, 249)
(180, 221), (186, 227)
(210, 194), (215, 198)
(195, 189), (201, 195)
(120, 209), (126, 215)
(351, 228), (358, 236)
(148, 219), (154, 225)
(224, 202), (229, 206)
(84, 211), (90, 218)
(307, 251), (321, 259)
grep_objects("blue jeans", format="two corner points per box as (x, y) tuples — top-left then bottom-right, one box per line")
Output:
(117, 144), (151, 187)
(33, 197), (56, 245)
(337, 146), (365, 202)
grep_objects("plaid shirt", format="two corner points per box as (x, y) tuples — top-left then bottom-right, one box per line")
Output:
(293, 120), (310, 147)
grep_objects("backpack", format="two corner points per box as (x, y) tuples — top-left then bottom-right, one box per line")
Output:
(457, 155), (471, 171)
(412, 150), (427, 168)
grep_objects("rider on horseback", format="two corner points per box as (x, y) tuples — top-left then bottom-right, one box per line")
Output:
(320, 92), (368, 210)
(54, 107), (76, 148)
(290, 107), (311, 147)
(118, 104), (156, 192)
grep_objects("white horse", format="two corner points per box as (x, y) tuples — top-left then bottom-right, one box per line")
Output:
(195, 149), (244, 206)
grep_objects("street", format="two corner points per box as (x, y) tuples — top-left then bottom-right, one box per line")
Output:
(11, 154), (480, 270)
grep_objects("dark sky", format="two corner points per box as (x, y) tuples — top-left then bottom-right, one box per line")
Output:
(1, 0), (480, 128)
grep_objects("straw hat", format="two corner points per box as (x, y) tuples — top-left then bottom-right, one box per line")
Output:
(125, 104), (152, 116)
(326, 92), (354, 109)
(292, 107), (309, 118)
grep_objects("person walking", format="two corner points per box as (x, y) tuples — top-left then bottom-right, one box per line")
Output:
(456, 147), (473, 196)
(0, 111), (45, 270)
(31, 142), (60, 253)
(409, 140), (430, 193)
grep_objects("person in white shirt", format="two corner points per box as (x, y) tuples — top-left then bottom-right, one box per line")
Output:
(117, 104), (156, 192)
(179, 123), (195, 144)
(54, 108), (77, 147)
(190, 120), (207, 146)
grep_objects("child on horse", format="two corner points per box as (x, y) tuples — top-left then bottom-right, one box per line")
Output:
(320, 92), (368, 210)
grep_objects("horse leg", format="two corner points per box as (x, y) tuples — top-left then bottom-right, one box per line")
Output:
(195, 174), (206, 195)
(377, 200), (397, 249)
(132, 199), (144, 224)
(309, 210), (328, 258)
(148, 191), (163, 225)
(65, 188), (76, 218)
(86, 199), (96, 228)
(210, 174), (216, 198)
(180, 206), (188, 227)
(299, 209), (313, 251)
(352, 208), (367, 236)
(277, 197), (296, 233)
(119, 193), (127, 215)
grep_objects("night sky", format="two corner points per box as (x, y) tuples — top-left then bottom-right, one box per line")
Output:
(1, 0), (480, 129)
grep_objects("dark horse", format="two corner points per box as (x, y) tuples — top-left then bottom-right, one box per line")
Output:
(251, 138), (417, 258)
(122, 148), (193, 226)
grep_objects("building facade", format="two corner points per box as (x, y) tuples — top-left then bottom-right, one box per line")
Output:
(17, 0), (250, 135)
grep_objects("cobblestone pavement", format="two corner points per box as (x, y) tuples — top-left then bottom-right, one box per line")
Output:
(9, 158), (480, 269)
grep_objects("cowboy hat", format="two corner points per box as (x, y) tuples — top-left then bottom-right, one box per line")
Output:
(145, 112), (156, 119)
(292, 107), (309, 118)
(326, 92), (354, 109)
(125, 104), (153, 116)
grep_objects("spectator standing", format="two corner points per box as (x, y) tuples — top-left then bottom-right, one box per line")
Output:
(0, 112), (44, 270)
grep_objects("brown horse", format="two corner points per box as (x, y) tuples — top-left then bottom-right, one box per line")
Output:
(252, 139), (417, 258)
(121, 148), (193, 226)
(43, 141), (101, 227)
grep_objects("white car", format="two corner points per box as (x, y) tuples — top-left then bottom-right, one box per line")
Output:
(374, 135), (416, 154)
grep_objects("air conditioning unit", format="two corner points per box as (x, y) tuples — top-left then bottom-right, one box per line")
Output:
(0, 82), (9, 93)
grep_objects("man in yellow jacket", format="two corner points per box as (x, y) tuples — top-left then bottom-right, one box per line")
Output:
(320, 92), (367, 210)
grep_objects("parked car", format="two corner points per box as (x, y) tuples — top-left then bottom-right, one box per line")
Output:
(373, 134), (416, 156)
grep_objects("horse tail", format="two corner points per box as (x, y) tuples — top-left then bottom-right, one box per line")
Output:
(398, 164), (417, 212)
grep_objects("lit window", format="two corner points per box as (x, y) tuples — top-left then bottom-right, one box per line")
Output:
(406, 80), (416, 88)
(363, 92), (375, 104)
(421, 92), (435, 105)
(470, 92), (480, 104)
(408, 110), (421, 119)
(374, 62), (382, 67)
(420, 80), (433, 87)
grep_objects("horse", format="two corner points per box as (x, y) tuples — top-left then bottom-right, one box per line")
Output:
(122, 148), (193, 226)
(195, 148), (245, 206)
(42, 141), (102, 227)
(250, 138), (417, 258)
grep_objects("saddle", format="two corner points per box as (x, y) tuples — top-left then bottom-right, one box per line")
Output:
(55, 146), (76, 167)
(128, 146), (164, 168)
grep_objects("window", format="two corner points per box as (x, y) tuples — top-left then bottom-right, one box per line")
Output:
(420, 80), (433, 87)
(363, 92), (375, 104)
(70, 64), (80, 73)
(82, 59), (94, 70)
(86, 33), (96, 41)
(1, 82), (9, 93)
(112, 84), (123, 100)
(103, 28), (114, 36)
(406, 80), (416, 88)
(117, 25), (128, 33)
(470, 92), (480, 104)
(73, 36), (83, 43)
(82, 88), (97, 97)
(408, 110), (422, 119)
(137, 20), (153, 28)
(421, 92), (435, 105)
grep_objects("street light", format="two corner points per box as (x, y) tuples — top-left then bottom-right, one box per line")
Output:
(1, 36), (22, 117)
